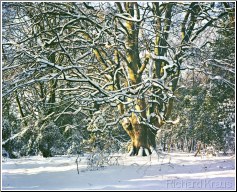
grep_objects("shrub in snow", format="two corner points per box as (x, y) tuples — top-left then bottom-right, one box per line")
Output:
(2, 148), (9, 158)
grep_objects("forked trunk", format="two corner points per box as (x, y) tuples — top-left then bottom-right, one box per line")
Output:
(122, 116), (157, 156)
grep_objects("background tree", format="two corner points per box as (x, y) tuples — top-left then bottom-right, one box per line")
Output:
(162, 4), (235, 152)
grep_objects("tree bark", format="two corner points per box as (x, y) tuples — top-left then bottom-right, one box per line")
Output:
(122, 116), (157, 156)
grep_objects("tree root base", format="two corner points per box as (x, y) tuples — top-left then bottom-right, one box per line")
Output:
(129, 146), (153, 156)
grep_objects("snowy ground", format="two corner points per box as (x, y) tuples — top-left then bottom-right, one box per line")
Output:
(1, 152), (235, 190)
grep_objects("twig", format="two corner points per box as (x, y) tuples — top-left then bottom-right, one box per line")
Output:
(75, 155), (81, 174)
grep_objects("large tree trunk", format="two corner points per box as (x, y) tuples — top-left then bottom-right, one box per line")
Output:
(119, 3), (172, 156)
(122, 115), (157, 156)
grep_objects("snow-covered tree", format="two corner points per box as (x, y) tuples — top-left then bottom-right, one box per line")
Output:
(2, 2), (235, 156)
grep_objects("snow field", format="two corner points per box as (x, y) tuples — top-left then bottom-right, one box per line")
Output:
(2, 152), (235, 190)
